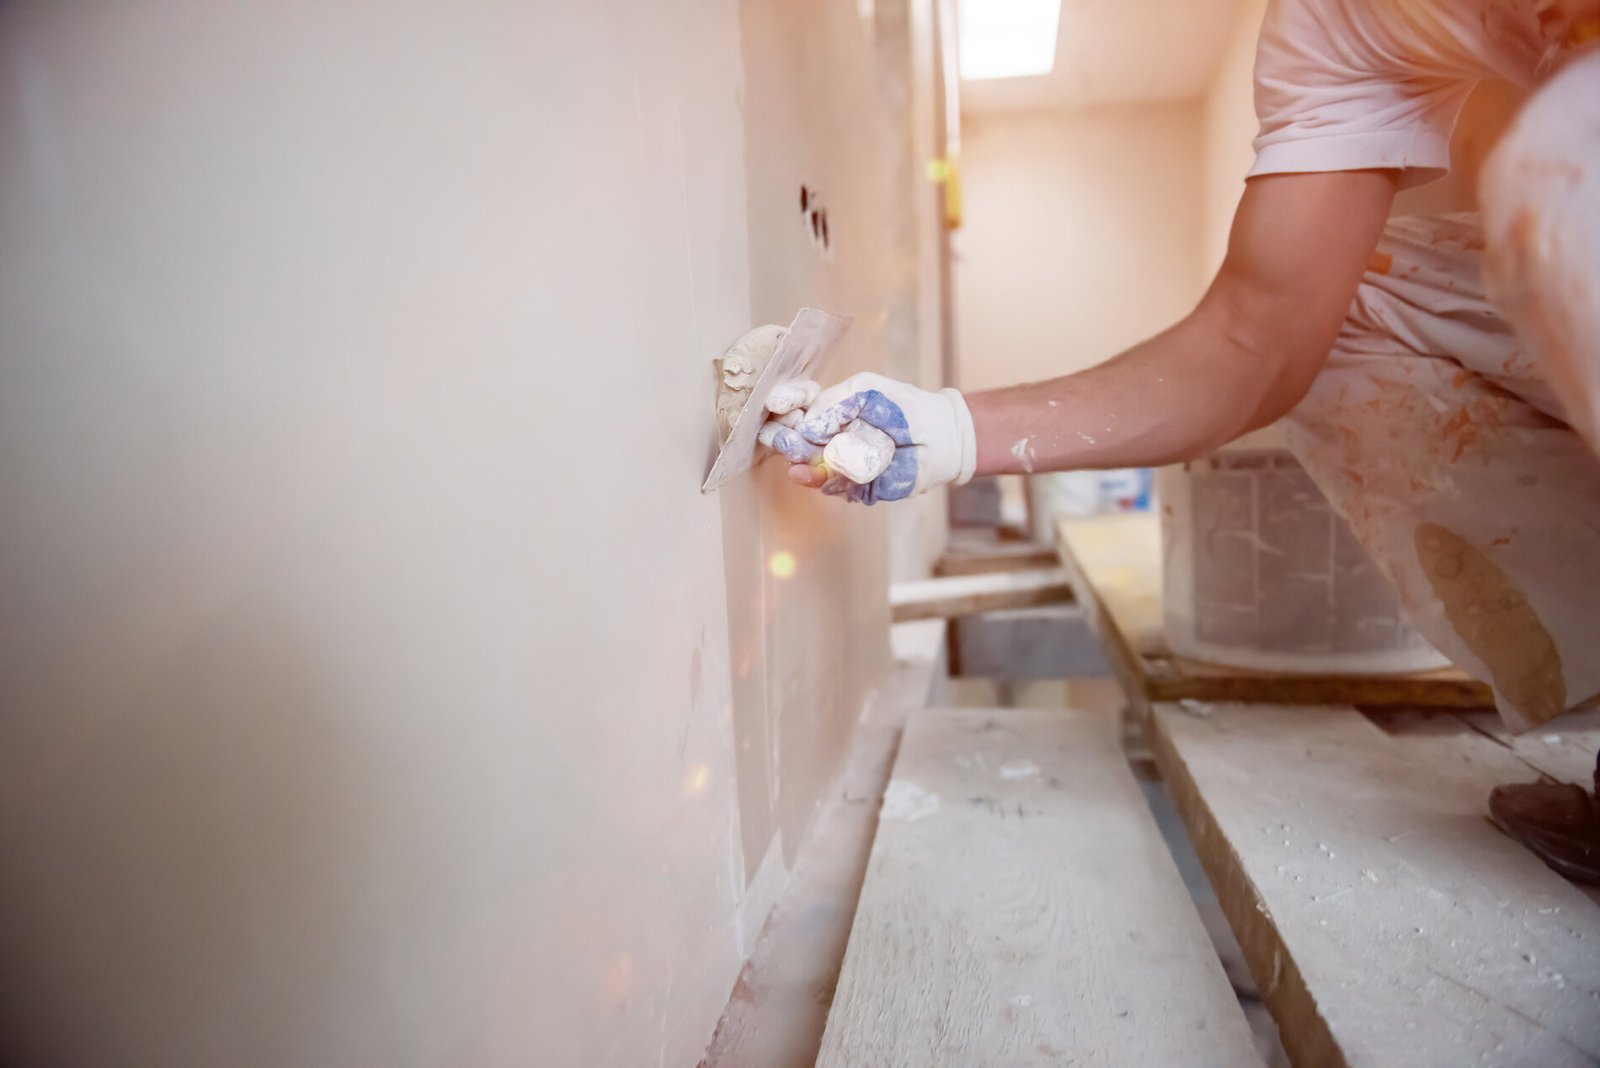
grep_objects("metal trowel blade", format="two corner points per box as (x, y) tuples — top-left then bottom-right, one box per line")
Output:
(700, 307), (852, 493)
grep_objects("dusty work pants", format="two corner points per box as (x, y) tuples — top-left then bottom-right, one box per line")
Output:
(1282, 51), (1600, 732)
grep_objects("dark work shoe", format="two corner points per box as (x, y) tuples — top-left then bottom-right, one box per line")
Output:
(1488, 755), (1600, 885)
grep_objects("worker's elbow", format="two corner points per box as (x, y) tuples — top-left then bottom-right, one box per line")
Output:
(1240, 351), (1324, 433)
(1197, 291), (1331, 435)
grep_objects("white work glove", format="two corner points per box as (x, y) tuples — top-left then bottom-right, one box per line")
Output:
(757, 372), (977, 504)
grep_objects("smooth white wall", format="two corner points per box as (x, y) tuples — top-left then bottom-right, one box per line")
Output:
(724, 0), (896, 903)
(955, 103), (1207, 389)
(0, 2), (896, 1064)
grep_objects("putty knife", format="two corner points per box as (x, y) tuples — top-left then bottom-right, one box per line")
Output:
(701, 307), (853, 493)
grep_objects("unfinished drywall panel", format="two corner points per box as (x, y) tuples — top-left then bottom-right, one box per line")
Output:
(955, 103), (1206, 390)
(0, 1), (851, 1065)
(725, 0), (901, 880)
(881, 0), (955, 581)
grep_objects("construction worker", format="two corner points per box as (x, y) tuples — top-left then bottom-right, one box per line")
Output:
(762, 0), (1600, 882)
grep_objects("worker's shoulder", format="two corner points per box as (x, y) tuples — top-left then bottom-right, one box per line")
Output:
(1259, 0), (1546, 87)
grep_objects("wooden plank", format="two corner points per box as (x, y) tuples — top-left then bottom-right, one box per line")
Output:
(1054, 512), (1166, 654)
(704, 621), (948, 1068)
(1052, 515), (1158, 719)
(817, 707), (1262, 1067)
(1142, 658), (1492, 709)
(934, 543), (1059, 577)
(1152, 702), (1600, 1068)
(1055, 514), (1495, 711)
(1453, 708), (1600, 787)
(889, 568), (1073, 622)
(889, 618), (952, 706)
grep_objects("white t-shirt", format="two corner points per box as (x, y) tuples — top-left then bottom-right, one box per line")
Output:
(1249, 0), (1599, 187)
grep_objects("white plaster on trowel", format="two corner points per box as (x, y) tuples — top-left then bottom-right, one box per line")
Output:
(715, 323), (787, 441)
(998, 760), (1040, 781)
(880, 780), (940, 821)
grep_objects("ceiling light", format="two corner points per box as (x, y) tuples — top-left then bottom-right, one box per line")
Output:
(959, 0), (1062, 81)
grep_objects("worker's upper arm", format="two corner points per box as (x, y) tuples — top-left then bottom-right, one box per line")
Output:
(1205, 169), (1399, 426)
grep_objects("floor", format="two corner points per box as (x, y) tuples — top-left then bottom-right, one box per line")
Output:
(705, 609), (1287, 1066)
(946, 675), (1292, 1067)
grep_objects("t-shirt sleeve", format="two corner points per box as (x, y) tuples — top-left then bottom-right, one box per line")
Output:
(1248, 0), (1474, 189)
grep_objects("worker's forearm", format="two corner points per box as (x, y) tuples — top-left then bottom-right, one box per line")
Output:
(961, 172), (1398, 479)
(966, 305), (1290, 476)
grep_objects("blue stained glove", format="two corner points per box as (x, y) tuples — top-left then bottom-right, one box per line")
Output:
(804, 389), (918, 504)
(766, 372), (977, 504)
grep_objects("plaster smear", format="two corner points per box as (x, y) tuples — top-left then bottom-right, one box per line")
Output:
(880, 780), (940, 821)
(1010, 436), (1036, 473)
(998, 760), (1039, 781)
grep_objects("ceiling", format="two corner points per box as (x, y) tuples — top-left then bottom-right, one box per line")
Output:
(961, 0), (1246, 116)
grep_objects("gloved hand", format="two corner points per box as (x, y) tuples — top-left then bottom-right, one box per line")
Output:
(758, 372), (977, 504)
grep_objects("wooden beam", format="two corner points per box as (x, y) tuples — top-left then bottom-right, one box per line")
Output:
(1052, 516), (1157, 717)
(1140, 657), (1493, 709)
(1151, 702), (1600, 1068)
(889, 568), (1073, 622)
(817, 706), (1262, 1066)
(933, 543), (1059, 577)
(1449, 708), (1600, 786)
